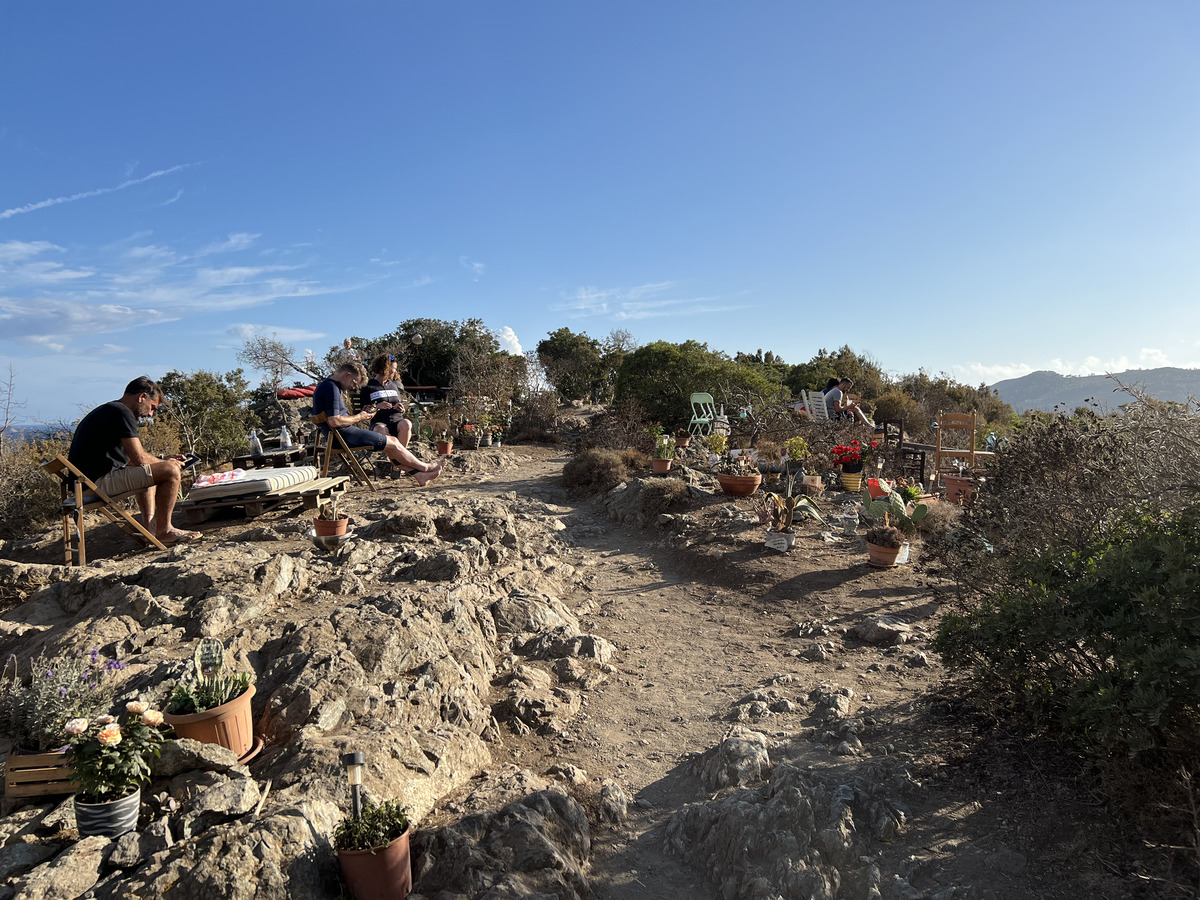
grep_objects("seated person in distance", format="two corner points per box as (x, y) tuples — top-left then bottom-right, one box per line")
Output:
(824, 377), (873, 427)
(313, 362), (445, 486)
(67, 375), (200, 545)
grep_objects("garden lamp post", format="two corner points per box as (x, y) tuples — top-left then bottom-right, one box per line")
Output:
(340, 751), (365, 819)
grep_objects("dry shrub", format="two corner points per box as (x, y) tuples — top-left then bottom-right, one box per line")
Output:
(636, 476), (689, 516)
(618, 448), (648, 470)
(584, 397), (646, 451)
(915, 499), (962, 545)
(754, 440), (782, 463)
(0, 436), (71, 538)
(510, 390), (559, 443)
(563, 448), (632, 497)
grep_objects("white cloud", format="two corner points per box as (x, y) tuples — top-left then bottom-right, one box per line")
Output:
(496, 326), (522, 355)
(93, 343), (129, 356)
(0, 296), (175, 345)
(226, 323), (326, 343)
(198, 233), (261, 255)
(160, 189), (183, 207)
(459, 256), (486, 280)
(553, 281), (746, 320)
(0, 240), (61, 263)
(1139, 347), (1172, 368)
(0, 163), (198, 220)
(951, 362), (1036, 383)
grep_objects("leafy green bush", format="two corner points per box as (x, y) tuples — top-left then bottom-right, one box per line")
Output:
(934, 506), (1200, 757)
(0, 436), (71, 538)
(334, 799), (410, 851)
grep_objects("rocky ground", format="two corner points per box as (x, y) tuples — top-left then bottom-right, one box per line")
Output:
(0, 445), (1149, 899)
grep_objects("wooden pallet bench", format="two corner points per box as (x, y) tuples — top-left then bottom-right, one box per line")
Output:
(178, 475), (348, 524)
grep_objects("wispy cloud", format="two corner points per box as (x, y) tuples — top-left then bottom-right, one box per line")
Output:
(459, 256), (486, 280)
(160, 189), (183, 207)
(198, 232), (260, 255)
(0, 240), (60, 263)
(496, 326), (522, 355)
(0, 162), (199, 220)
(225, 323), (326, 343)
(554, 281), (750, 321)
(956, 348), (1200, 386)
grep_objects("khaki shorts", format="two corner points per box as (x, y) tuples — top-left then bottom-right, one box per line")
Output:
(95, 464), (155, 498)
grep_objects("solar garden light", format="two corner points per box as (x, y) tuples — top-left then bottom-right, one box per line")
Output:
(340, 751), (365, 819)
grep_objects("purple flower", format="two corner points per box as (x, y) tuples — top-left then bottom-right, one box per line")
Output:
(89, 648), (100, 664)
(105, 659), (125, 671)
(58, 686), (68, 697)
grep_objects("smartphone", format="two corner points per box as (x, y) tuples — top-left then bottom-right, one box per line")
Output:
(180, 454), (202, 469)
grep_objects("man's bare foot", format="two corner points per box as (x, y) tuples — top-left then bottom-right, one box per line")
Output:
(414, 460), (445, 487)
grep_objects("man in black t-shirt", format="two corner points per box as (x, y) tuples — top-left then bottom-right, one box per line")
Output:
(68, 376), (199, 545)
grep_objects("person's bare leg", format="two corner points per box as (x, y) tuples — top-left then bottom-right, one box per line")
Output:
(394, 418), (412, 448)
(372, 424), (389, 437)
(135, 487), (156, 535)
(144, 460), (184, 540)
(383, 437), (444, 485)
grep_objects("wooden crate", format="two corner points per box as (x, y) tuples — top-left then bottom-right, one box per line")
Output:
(4, 751), (76, 798)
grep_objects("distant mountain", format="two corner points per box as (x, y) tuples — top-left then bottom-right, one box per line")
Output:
(991, 367), (1200, 413)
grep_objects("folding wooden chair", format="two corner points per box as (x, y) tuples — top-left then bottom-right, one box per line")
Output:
(934, 411), (978, 478)
(688, 392), (716, 437)
(41, 455), (166, 567)
(310, 413), (378, 492)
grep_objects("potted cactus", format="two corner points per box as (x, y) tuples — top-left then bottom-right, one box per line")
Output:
(860, 485), (927, 568)
(314, 496), (349, 537)
(163, 639), (256, 760)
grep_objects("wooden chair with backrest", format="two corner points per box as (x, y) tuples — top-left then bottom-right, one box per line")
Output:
(934, 410), (978, 479)
(42, 455), (166, 567)
(805, 390), (831, 423)
(310, 412), (378, 492)
(689, 392), (716, 437)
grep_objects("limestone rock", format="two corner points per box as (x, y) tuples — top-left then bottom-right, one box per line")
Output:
(851, 616), (914, 646)
(696, 726), (770, 790)
(11, 835), (110, 900)
(153, 738), (241, 777)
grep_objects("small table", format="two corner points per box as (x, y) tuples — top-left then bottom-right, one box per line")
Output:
(231, 447), (307, 470)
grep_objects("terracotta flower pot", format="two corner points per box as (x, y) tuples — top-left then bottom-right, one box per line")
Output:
(435, 440), (452, 456)
(75, 787), (141, 838)
(943, 475), (977, 506)
(163, 684), (256, 759)
(314, 516), (350, 537)
(866, 478), (889, 500)
(866, 541), (902, 568)
(651, 458), (673, 474)
(716, 473), (762, 496)
(675, 437), (691, 449)
(338, 828), (413, 900)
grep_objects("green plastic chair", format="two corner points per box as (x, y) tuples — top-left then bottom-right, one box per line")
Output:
(689, 393), (716, 437)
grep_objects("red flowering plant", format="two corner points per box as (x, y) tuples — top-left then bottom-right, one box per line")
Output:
(65, 702), (167, 802)
(831, 439), (878, 474)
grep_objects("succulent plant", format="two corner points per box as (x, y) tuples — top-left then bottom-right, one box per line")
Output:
(860, 485), (928, 531)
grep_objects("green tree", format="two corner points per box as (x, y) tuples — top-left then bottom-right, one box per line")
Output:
(159, 369), (258, 462)
(537, 328), (605, 402)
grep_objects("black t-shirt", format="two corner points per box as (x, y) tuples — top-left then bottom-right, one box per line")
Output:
(68, 400), (140, 482)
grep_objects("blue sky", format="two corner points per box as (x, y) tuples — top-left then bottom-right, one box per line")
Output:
(3, 2), (1199, 425)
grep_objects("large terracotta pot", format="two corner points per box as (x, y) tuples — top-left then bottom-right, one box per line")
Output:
(314, 516), (350, 537)
(866, 541), (902, 568)
(435, 440), (452, 456)
(164, 684), (256, 759)
(338, 828), (412, 900)
(716, 473), (762, 496)
(75, 787), (141, 838)
(651, 458), (673, 474)
(943, 475), (977, 506)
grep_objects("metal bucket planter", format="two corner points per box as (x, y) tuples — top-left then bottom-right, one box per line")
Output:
(75, 787), (141, 838)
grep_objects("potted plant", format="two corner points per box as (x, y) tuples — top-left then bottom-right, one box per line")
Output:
(459, 423), (481, 450)
(66, 702), (166, 838)
(674, 428), (691, 449)
(335, 799), (413, 900)
(942, 468), (978, 505)
(479, 415), (494, 447)
(434, 431), (452, 456)
(651, 436), (674, 473)
(163, 639), (256, 760)
(831, 440), (878, 492)
(1, 650), (125, 798)
(864, 522), (905, 568)
(314, 496), (350, 537)
(710, 453), (762, 496)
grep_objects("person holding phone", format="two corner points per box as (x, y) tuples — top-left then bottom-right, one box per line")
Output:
(313, 362), (445, 486)
(360, 354), (412, 447)
(67, 376), (201, 545)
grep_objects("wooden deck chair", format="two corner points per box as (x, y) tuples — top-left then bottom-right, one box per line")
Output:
(934, 410), (978, 478)
(42, 455), (166, 567)
(689, 393), (716, 437)
(310, 412), (378, 492)
(805, 390), (831, 423)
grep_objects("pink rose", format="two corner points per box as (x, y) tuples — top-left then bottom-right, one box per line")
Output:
(95, 715), (115, 725)
(126, 701), (148, 714)
(97, 724), (122, 746)
(141, 710), (164, 727)
(65, 718), (89, 736)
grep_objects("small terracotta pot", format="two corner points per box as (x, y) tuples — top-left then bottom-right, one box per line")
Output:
(163, 684), (256, 759)
(943, 475), (977, 506)
(675, 437), (691, 449)
(314, 516), (350, 537)
(866, 542), (902, 568)
(716, 473), (762, 496)
(435, 440), (452, 455)
(651, 458), (673, 474)
(338, 828), (413, 900)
